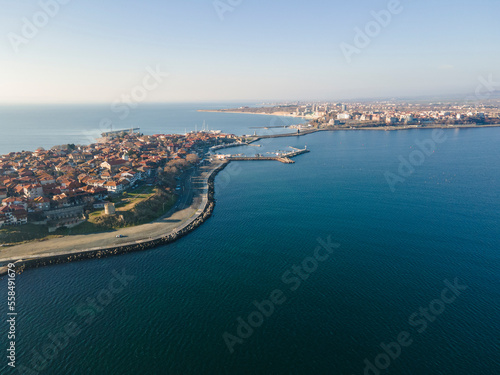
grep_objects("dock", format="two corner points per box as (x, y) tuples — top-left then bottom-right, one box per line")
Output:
(226, 147), (309, 164)
(210, 142), (248, 151)
(102, 128), (140, 137)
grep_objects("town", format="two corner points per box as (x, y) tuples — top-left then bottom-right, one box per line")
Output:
(308, 100), (500, 128)
(217, 99), (500, 129)
(0, 129), (238, 242)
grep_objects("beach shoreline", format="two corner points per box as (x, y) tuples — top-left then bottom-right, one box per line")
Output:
(197, 109), (313, 119)
(198, 109), (500, 131)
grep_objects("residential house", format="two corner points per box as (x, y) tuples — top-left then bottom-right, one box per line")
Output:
(33, 196), (51, 211)
(2, 197), (28, 210)
(0, 205), (28, 225)
(23, 183), (44, 198)
(0, 185), (7, 199)
(104, 180), (126, 194)
(101, 159), (129, 172)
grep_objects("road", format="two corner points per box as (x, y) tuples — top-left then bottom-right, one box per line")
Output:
(0, 162), (224, 263)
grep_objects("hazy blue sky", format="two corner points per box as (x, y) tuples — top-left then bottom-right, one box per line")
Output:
(0, 0), (499, 103)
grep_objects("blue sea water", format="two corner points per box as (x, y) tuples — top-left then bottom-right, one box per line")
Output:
(0, 106), (499, 375)
(0, 103), (303, 155)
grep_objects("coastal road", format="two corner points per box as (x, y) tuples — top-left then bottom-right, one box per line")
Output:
(0, 162), (224, 264)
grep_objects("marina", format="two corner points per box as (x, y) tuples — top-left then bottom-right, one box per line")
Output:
(225, 146), (309, 164)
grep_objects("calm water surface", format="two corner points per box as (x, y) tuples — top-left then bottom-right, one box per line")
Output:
(0, 114), (498, 374)
(0, 103), (303, 154)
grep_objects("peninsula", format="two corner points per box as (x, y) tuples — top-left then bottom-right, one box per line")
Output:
(0, 131), (237, 268)
(3, 97), (500, 274)
(0, 129), (310, 275)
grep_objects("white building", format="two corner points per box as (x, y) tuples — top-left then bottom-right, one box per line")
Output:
(337, 113), (351, 120)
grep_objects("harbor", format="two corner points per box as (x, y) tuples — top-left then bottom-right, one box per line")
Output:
(225, 146), (310, 164)
(0, 130), (312, 274)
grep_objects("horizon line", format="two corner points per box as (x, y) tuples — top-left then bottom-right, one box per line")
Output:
(0, 93), (492, 106)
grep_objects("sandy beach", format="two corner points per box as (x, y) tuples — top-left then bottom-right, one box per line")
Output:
(197, 109), (314, 119)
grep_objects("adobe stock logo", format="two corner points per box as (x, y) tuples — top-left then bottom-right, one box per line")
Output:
(81, 64), (169, 144)
(223, 236), (340, 354)
(7, 0), (71, 53)
(355, 278), (467, 375)
(384, 129), (448, 192)
(340, 0), (403, 64)
(467, 74), (500, 102)
(213, 0), (243, 21)
(16, 269), (135, 375)
(110, 65), (169, 120)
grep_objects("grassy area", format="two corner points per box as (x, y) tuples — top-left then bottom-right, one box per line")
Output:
(83, 185), (156, 221)
(0, 224), (61, 245)
(0, 187), (178, 245)
(56, 221), (113, 236)
(80, 188), (177, 234)
(114, 185), (155, 211)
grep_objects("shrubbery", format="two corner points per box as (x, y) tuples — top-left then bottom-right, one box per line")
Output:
(92, 187), (176, 228)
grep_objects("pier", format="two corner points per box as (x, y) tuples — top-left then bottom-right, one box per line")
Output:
(210, 142), (248, 151)
(0, 142), (310, 274)
(226, 147), (309, 164)
(249, 125), (290, 129)
(257, 129), (319, 139)
(102, 128), (140, 137)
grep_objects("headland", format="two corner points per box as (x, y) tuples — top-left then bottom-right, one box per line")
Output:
(0, 161), (228, 275)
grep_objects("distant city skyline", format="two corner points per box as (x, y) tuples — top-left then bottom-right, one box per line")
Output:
(1, 0), (499, 103)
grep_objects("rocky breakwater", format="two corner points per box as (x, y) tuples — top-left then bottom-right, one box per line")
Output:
(4, 162), (230, 275)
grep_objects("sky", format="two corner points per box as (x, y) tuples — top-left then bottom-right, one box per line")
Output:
(0, 0), (499, 103)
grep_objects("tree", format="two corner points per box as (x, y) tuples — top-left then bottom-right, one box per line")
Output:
(160, 173), (176, 188)
(164, 166), (179, 175)
(169, 159), (188, 170)
(186, 154), (200, 165)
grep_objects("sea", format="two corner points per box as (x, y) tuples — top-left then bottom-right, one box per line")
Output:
(0, 104), (499, 375)
(0, 103), (302, 155)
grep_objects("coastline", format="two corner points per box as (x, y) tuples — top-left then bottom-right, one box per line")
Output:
(2, 123), (500, 276)
(197, 109), (312, 119)
(249, 123), (500, 142)
(327, 123), (500, 131)
(197, 109), (500, 131)
(258, 123), (500, 136)
(0, 161), (229, 276)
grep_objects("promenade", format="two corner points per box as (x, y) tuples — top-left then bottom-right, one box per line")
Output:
(0, 161), (227, 267)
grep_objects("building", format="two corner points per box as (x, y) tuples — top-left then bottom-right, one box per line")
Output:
(101, 159), (129, 172)
(2, 197), (28, 210)
(0, 205), (28, 226)
(93, 201), (107, 209)
(45, 205), (85, 232)
(104, 180), (127, 194)
(23, 183), (44, 198)
(33, 196), (51, 211)
(104, 202), (116, 216)
(401, 115), (414, 124)
(337, 113), (351, 120)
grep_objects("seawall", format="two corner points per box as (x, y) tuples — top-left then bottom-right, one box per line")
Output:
(1, 162), (229, 276)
